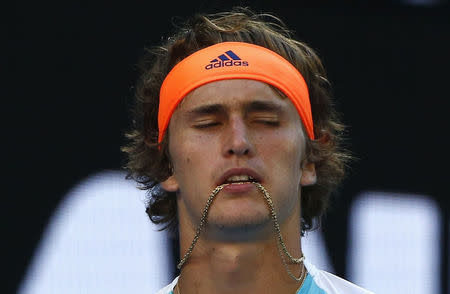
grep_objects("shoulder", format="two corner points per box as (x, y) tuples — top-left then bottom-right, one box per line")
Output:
(154, 276), (179, 294)
(304, 261), (375, 294)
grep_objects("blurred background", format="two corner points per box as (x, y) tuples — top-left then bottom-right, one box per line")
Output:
(6, 1), (449, 294)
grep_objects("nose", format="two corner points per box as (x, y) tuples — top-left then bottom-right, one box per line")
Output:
(223, 117), (254, 157)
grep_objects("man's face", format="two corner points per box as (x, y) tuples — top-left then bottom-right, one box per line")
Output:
(161, 79), (316, 238)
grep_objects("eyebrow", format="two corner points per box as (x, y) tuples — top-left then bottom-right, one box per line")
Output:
(186, 104), (226, 117)
(244, 100), (283, 115)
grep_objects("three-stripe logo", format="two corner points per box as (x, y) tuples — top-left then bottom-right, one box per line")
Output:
(205, 50), (249, 70)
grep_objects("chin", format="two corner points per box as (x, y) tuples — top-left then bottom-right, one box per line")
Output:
(203, 211), (273, 241)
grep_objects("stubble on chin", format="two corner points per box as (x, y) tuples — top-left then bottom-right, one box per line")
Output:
(202, 211), (274, 242)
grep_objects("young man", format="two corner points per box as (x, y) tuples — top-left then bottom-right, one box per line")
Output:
(123, 8), (374, 294)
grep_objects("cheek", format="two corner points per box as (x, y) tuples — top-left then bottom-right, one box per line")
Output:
(258, 127), (304, 159)
(259, 131), (304, 181)
(170, 138), (215, 181)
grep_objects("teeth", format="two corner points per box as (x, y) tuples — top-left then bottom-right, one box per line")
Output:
(225, 175), (255, 183)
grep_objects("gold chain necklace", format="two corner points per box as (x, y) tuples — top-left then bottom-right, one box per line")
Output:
(176, 182), (307, 292)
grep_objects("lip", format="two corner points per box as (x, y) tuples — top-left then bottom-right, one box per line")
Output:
(222, 182), (256, 194)
(216, 167), (263, 186)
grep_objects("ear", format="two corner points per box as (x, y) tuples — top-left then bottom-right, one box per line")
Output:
(160, 175), (179, 192)
(300, 162), (317, 186)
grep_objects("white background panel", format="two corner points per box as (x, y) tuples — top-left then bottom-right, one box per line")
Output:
(349, 191), (441, 294)
(18, 170), (172, 294)
(302, 228), (334, 273)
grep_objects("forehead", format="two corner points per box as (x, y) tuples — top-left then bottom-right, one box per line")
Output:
(175, 79), (295, 113)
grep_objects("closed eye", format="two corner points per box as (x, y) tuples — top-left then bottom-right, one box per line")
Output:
(252, 117), (280, 126)
(193, 121), (221, 129)
(257, 120), (280, 126)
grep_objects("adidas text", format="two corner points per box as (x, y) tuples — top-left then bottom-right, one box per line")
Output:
(205, 60), (249, 70)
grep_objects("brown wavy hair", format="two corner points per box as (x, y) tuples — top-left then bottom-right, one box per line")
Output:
(122, 7), (351, 235)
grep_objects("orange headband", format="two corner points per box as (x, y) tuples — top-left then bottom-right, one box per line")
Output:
(158, 42), (314, 143)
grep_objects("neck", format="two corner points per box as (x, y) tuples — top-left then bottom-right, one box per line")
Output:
(176, 210), (305, 294)
(177, 241), (304, 294)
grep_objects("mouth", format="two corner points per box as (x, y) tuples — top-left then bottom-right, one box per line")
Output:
(224, 174), (258, 185)
(218, 168), (263, 186)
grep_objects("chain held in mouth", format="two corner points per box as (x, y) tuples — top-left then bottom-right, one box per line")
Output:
(176, 182), (306, 283)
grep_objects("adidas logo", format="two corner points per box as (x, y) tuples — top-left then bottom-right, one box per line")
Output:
(205, 50), (249, 70)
